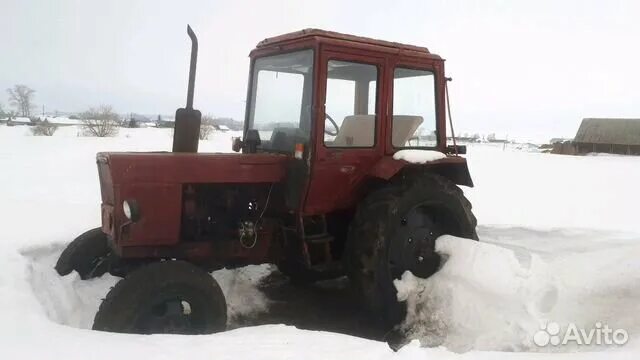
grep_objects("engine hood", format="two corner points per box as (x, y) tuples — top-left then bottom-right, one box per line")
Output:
(97, 152), (290, 185)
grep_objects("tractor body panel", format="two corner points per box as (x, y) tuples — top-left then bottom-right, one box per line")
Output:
(368, 156), (473, 186)
(101, 152), (287, 184)
(97, 152), (289, 266)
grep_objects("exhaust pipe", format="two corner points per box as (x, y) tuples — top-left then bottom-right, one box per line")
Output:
(172, 24), (202, 153)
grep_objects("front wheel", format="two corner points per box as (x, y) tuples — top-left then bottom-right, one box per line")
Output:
(346, 173), (477, 327)
(93, 260), (227, 334)
(55, 227), (109, 279)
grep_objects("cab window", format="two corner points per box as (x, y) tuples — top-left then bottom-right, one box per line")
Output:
(324, 60), (378, 147)
(247, 50), (314, 153)
(392, 68), (437, 147)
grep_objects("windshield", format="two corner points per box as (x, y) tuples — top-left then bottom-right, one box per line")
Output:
(247, 49), (314, 153)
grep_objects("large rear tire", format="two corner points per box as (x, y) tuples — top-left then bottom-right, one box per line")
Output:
(93, 260), (227, 334)
(346, 173), (477, 327)
(55, 227), (109, 279)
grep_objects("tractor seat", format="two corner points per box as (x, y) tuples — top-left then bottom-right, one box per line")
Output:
(392, 115), (423, 146)
(332, 115), (375, 147)
(331, 115), (423, 147)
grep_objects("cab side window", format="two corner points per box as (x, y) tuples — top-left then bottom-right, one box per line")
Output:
(324, 60), (378, 147)
(392, 68), (437, 147)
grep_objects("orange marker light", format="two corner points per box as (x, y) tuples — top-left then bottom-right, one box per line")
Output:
(294, 143), (304, 159)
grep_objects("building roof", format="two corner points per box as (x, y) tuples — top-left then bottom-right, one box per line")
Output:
(549, 137), (572, 144)
(257, 28), (431, 54)
(574, 118), (640, 146)
(42, 116), (82, 125)
(9, 117), (31, 124)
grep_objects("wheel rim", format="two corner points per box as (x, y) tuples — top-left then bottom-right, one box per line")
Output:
(134, 294), (204, 334)
(388, 204), (444, 279)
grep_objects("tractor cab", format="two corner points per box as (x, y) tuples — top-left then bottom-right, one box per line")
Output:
(242, 29), (446, 156)
(239, 29), (469, 215)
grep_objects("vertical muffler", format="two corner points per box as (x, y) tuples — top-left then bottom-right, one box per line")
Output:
(172, 25), (202, 153)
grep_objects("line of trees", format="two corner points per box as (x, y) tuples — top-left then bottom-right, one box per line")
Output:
(28, 104), (120, 137)
(1, 86), (236, 139)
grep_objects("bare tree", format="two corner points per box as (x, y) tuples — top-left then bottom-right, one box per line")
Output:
(7, 85), (36, 117)
(199, 115), (215, 140)
(80, 105), (120, 137)
(30, 120), (58, 136)
(6, 110), (17, 121)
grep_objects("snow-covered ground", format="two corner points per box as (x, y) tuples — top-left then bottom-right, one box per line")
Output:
(0, 125), (638, 359)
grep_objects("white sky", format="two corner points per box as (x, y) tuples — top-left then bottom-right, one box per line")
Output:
(2, 0), (640, 141)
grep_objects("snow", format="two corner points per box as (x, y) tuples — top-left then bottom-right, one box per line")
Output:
(0, 124), (639, 359)
(23, 243), (273, 329)
(395, 227), (640, 354)
(393, 149), (447, 163)
(464, 144), (640, 232)
(395, 236), (559, 351)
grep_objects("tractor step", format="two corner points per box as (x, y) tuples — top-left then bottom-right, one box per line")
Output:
(309, 260), (344, 281)
(305, 233), (334, 244)
(309, 260), (342, 273)
(304, 233), (335, 267)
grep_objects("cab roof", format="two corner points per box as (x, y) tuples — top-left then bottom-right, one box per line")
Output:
(257, 29), (433, 55)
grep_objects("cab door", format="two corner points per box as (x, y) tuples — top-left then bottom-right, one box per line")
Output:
(303, 50), (386, 215)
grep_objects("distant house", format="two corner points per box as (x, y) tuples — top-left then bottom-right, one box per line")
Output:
(212, 117), (243, 131)
(573, 118), (640, 155)
(42, 117), (83, 126)
(130, 113), (150, 122)
(6, 117), (32, 126)
(215, 124), (230, 132)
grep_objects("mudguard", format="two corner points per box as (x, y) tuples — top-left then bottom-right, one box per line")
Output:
(368, 156), (474, 187)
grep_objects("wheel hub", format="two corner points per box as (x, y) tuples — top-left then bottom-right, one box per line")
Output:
(389, 207), (442, 279)
(137, 298), (196, 334)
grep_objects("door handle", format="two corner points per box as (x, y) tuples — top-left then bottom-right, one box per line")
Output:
(340, 165), (356, 174)
(328, 151), (343, 160)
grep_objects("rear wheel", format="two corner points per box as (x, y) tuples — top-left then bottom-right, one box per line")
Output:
(55, 227), (109, 279)
(347, 173), (477, 327)
(93, 260), (227, 334)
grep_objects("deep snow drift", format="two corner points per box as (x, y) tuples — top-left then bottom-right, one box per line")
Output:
(0, 125), (639, 359)
(25, 245), (273, 330)
(395, 229), (640, 353)
(395, 235), (559, 352)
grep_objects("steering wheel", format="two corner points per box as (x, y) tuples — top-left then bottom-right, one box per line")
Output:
(325, 113), (339, 136)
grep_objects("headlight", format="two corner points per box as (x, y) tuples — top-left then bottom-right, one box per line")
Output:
(123, 201), (132, 219)
(122, 200), (140, 222)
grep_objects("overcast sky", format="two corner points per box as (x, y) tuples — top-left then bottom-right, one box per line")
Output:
(2, 0), (639, 141)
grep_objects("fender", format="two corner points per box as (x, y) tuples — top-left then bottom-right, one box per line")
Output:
(368, 156), (474, 187)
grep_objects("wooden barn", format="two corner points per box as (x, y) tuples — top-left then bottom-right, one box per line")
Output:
(573, 118), (640, 155)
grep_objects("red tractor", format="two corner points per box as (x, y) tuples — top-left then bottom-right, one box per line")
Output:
(55, 27), (477, 334)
